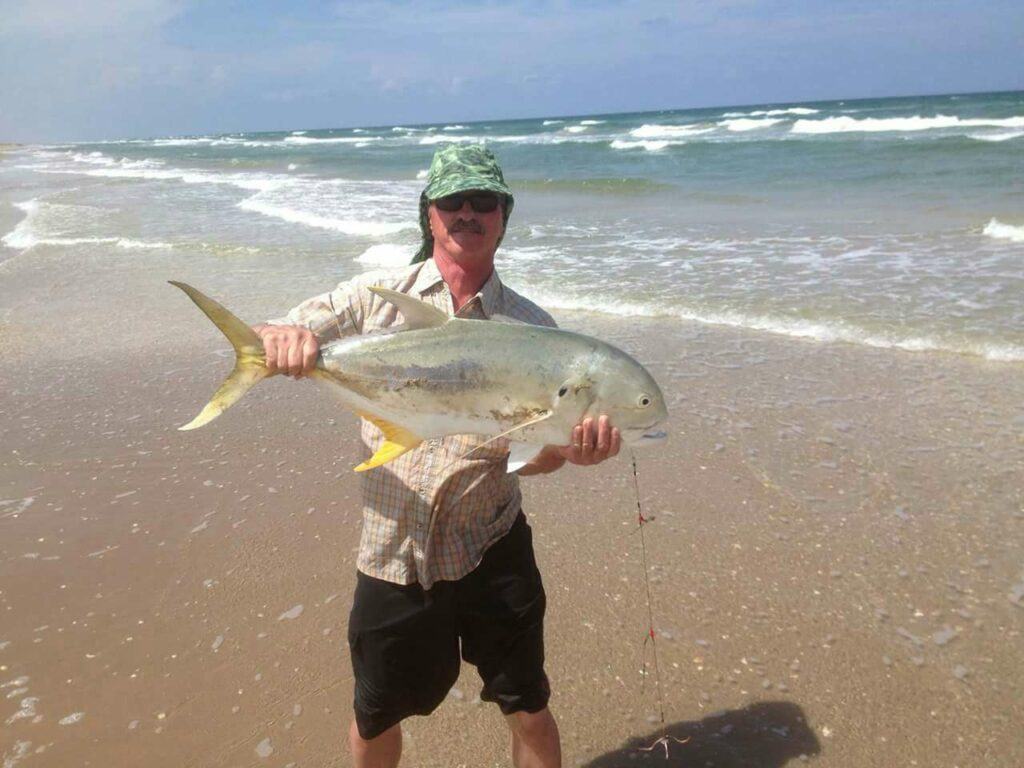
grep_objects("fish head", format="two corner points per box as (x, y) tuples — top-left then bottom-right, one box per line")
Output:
(560, 345), (668, 447)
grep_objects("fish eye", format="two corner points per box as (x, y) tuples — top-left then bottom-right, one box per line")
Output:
(638, 395), (652, 408)
(558, 386), (568, 397)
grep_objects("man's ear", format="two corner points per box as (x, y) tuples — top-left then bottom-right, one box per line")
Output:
(427, 205), (438, 238)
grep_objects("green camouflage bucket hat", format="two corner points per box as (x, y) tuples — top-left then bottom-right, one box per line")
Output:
(412, 144), (515, 263)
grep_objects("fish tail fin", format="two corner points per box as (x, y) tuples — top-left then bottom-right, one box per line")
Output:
(169, 281), (269, 431)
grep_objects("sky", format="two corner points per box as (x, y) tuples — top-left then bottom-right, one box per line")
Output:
(1, 0), (1022, 142)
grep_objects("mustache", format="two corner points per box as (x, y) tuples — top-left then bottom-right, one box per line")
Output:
(451, 219), (483, 234)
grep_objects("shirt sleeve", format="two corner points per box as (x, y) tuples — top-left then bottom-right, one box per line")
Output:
(263, 278), (365, 343)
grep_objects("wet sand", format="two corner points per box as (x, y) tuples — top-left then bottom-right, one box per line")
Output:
(1, 264), (1023, 767)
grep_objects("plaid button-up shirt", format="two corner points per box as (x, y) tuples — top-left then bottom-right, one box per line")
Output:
(267, 258), (557, 588)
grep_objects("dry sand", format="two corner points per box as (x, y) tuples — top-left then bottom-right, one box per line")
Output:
(1, 277), (1022, 767)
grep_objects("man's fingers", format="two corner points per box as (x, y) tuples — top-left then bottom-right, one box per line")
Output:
(276, 343), (290, 377)
(286, 341), (304, 377)
(596, 415), (610, 453)
(263, 335), (279, 374)
(579, 418), (594, 462)
(301, 335), (319, 375)
(609, 427), (621, 457)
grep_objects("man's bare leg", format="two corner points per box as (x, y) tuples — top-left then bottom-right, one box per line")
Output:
(507, 708), (561, 768)
(349, 719), (401, 768)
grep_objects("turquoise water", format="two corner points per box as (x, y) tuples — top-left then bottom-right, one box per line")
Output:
(2, 90), (1023, 360)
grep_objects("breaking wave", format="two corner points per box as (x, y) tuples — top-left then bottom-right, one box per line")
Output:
(355, 243), (413, 267)
(2, 200), (174, 251)
(968, 130), (1024, 142)
(521, 284), (1024, 362)
(283, 135), (381, 145)
(718, 118), (784, 132)
(721, 107), (819, 117)
(610, 139), (676, 151)
(792, 114), (1024, 134)
(982, 218), (1024, 243)
(629, 124), (715, 139)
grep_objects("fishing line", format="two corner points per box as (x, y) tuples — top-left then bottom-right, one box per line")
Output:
(630, 451), (665, 725)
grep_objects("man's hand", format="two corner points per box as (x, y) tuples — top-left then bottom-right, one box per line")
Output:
(252, 324), (320, 379)
(555, 415), (621, 466)
(519, 415), (621, 476)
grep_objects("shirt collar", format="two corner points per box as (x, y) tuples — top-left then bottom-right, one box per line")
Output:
(413, 258), (504, 318)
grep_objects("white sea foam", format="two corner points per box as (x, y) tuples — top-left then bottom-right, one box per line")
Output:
(718, 118), (784, 132)
(792, 114), (1024, 134)
(149, 138), (214, 147)
(113, 239), (174, 250)
(722, 107), (818, 117)
(968, 130), (1024, 142)
(629, 124), (714, 139)
(283, 135), (381, 145)
(0, 497), (34, 520)
(442, 124), (466, 131)
(610, 139), (674, 151)
(356, 243), (411, 267)
(291, 131), (307, 136)
(416, 169), (428, 179)
(238, 198), (411, 236)
(5, 697), (38, 725)
(982, 218), (1024, 243)
(418, 135), (479, 145)
(542, 119), (564, 125)
(236, 177), (419, 236)
(579, 120), (606, 125)
(564, 125), (589, 133)
(25, 149), (287, 191)
(519, 285), (1024, 362)
(1, 200), (174, 251)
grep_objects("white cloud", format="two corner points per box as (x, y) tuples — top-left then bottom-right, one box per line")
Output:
(0, 0), (185, 36)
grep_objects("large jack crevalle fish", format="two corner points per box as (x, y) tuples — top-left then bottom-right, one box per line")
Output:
(171, 281), (668, 472)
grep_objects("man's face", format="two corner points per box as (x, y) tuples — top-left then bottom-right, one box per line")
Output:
(428, 191), (505, 266)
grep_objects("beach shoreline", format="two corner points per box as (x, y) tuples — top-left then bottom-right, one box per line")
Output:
(1, 280), (1021, 766)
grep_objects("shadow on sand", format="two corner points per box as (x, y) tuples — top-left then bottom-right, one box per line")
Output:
(581, 701), (820, 767)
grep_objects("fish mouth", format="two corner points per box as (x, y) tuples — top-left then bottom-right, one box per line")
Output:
(637, 429), (667, 444)
(626, 423), (668, 446)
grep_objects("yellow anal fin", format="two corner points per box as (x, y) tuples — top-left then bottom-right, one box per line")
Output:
(354, 412), (423, 472)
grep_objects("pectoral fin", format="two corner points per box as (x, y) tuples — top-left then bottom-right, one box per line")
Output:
(354, 412), (423, 472)
(452, 410), (553, 464)
(507, 441), (544, 473)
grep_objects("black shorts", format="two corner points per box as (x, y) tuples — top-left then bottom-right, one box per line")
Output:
(347, 512), (549, 740)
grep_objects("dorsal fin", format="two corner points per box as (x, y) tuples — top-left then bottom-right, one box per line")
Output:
(367, 286), (448, 329)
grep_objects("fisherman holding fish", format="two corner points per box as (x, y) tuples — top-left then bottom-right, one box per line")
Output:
(175, 145), (667, 768)
(266, 146), (620, 768)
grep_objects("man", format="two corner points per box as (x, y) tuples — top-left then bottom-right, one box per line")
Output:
(254, 145), (620, 768)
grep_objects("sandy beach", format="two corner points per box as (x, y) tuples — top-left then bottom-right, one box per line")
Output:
(1, 250), (1022, 767)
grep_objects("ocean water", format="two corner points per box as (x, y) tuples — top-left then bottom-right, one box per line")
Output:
(2, 90), (1023, 361)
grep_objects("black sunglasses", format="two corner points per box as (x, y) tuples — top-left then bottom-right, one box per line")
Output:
(434, 192), (502, 213)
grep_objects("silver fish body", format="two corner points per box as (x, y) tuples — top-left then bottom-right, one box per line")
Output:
(317, 316), (668, 449)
